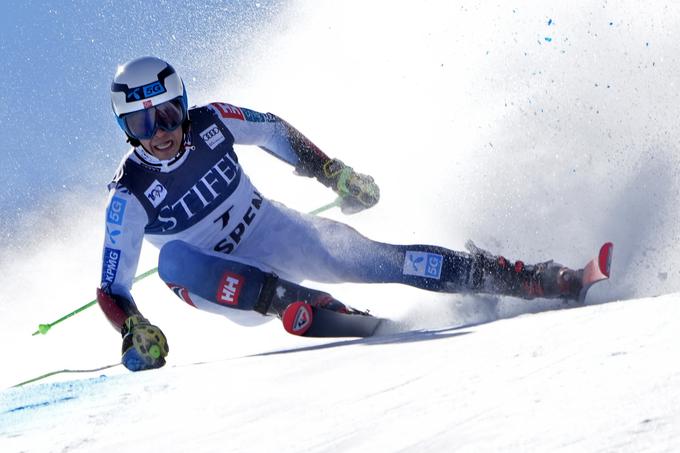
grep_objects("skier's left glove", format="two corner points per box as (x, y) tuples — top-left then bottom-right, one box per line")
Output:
(121, 315), (169, 372)
(324, 159), (380, 214)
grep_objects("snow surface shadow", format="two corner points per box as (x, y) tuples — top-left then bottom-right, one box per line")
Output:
(392, 293), (565, 334)
(3, 396), (76, 414)
(248, 327), (472, 358)
(398, 291), (629, 336)
(0, 376), (110, 415)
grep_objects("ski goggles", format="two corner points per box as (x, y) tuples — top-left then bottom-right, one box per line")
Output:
(121, 98), (186, 140)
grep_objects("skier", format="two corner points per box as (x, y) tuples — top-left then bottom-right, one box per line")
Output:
(99, 56), (583, 372)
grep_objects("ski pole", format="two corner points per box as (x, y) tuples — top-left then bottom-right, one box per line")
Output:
(31, 199), (342, 336)
(32, 267), (159, 336)
(11, 362), (122, 388)
(308, 197), (342, 215)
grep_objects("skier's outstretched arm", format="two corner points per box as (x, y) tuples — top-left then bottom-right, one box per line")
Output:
(97, 187), (168, 371)
(208, 102), (380, 214)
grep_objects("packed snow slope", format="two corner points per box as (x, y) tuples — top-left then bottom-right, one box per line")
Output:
(2, 295), (680, 452)
(2, 0), (680, 451)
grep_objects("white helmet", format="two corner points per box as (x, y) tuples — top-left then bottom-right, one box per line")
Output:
(110, 57), (189, 140)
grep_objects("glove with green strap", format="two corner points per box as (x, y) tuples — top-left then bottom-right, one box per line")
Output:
(323, 159), (380, 214)
(121, 315), (169, 372)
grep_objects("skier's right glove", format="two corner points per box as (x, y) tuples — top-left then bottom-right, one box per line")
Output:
(323, 159), (380, 214)
(121, 315), (169, 372)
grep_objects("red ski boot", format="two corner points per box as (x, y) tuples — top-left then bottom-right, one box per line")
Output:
(466, 240), (583, 300)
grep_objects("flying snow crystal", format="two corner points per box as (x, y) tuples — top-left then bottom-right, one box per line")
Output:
(545, 18), (553, 42)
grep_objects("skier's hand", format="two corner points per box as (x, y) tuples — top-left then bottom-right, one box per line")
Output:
(121, 315), (169, 372)
(324, 159), (380, 214)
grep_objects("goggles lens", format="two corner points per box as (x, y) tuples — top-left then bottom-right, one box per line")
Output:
(123, 99), (185, 140)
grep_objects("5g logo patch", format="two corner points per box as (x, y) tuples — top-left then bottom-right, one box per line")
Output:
(126, 81), (167, 101)
(107, 196), (127, 225)
(143, 81), (165, 97)
(403, 251), (443, 279)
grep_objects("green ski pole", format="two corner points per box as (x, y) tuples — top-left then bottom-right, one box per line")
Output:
(31, 199), (342, 336)
(308, 197), (342, 215)
(11, 363), (122, 388)
(32, 266), (159, 336)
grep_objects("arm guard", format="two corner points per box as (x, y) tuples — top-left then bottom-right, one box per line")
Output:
(96, 287), (143, 333)
(278, 118), (338, 187)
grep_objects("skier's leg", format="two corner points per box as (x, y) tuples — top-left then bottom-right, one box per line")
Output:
(157, 240), (358, 323)
(157, 241), (271, 325)
(233, 202), (580, 300)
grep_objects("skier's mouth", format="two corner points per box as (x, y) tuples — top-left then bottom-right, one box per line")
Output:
(153, 140), (174, 152)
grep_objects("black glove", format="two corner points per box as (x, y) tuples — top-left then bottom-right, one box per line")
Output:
(323, 159), (380, 214)
(121, 315), (169, 372)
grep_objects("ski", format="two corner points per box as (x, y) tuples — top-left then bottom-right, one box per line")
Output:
(578, 242), (613, 303)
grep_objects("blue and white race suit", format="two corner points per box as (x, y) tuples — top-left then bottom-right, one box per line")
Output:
(100, 102), (473, 327)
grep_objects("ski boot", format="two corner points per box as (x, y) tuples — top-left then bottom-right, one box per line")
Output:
(260, 276), (366, 318)
(278, 293), (372, 336)
(465, 240), (583, 300)
(308, 293), (371, 316)
(278, 294), (351, 336)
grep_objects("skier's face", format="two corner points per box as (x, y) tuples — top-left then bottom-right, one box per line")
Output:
(140, 126), (183, 161)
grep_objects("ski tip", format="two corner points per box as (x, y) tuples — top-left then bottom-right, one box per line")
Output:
(598, 242), (614, 278)
(577, 242), (614, 304)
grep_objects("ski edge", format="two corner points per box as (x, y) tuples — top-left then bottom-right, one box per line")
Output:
(303, 307), (383, 338)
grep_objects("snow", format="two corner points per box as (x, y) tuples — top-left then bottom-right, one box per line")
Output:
(3, 0), (680, 451)
(3, 295), (680, 452)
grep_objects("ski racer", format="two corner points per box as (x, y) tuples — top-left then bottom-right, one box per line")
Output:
(98, 56), (583, 372)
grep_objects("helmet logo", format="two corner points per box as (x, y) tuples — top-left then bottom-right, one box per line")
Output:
(127, 87), (141, 100)
(125, 81), (167, 101)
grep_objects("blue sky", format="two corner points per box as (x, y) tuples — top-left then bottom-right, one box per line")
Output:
(0, 0), (283, 236)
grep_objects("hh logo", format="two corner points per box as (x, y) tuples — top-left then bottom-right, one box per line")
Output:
(403, 251), (443, 279)
(144, 180), (167, 208)
(216, 272), (244, 306)
(200, 124), (225, 150)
